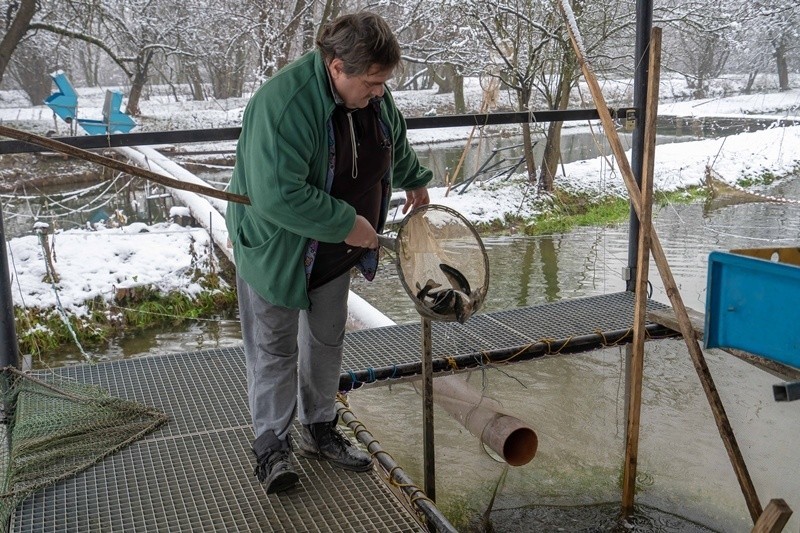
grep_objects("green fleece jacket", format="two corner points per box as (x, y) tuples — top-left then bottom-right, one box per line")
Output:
(226, 50), (432, 309)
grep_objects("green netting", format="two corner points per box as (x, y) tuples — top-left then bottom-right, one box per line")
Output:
(0, 366), (168, 526)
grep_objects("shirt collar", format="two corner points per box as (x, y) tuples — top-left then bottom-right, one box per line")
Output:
(323, 60), (346, 107)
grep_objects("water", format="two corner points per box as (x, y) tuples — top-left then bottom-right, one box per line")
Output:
(11, 128), (800, 531)
(414, 126), (701, 189)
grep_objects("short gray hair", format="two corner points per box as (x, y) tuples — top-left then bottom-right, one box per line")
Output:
(316, 12), (401, 76)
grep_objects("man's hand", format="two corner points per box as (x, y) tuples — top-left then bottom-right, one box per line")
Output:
(344, 215), (378, 249)
(403, 187), (430, 214)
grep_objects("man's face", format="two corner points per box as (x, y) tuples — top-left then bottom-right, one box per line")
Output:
(328, 58), (393, 109)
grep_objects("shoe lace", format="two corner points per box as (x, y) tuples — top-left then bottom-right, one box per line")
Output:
(253, 448), (291, 482)
(324, 426), (354, 452)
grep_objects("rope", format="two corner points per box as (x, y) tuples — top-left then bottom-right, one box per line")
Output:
(335, 398), (435, 515)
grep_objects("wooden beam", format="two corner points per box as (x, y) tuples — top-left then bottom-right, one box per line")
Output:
(622, 26), (661, 514)
(752, 499), (793, 533)
(0, 124), (250, 205)
(557, 2), (763, 523)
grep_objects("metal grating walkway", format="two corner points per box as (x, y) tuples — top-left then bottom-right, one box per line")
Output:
(340, 292), (673, 389)
(13, 292), (672, 532)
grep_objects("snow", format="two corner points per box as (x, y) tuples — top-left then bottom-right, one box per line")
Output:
(7, 223), (214, 316)
(2, 77), (800, 316)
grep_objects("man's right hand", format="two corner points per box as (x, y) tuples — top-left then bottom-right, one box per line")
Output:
(344, 215), (378, 249)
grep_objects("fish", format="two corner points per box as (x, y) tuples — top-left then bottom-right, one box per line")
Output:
(429, 288), (456, 314)
(426, 263), (478, 324)
(439, 263), (471, 294)
(416, 279), (441, 301)
(414, 264), (483, 324)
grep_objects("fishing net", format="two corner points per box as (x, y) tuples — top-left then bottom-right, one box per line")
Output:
(0, 366), (168, 526)
(384, 204), (489, 323)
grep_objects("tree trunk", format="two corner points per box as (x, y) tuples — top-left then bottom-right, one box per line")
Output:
(452, 73), (465, 114)
(0, 0), (37, 86)
(517, 87), (536, 184)
(521, 122), (537, 184)
(277, 0), (309, 71)
(743, 70), (758, 95)
(775, 41), (789, 91)
(126, 52), (153, 117)
(428, 65), (452, 94)
(186, 62), (205, 101)
(538, 53), (574, 192)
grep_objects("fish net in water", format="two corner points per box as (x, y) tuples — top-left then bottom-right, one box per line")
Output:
(387, 205), (489, 323)
(0, 366), (168, 526)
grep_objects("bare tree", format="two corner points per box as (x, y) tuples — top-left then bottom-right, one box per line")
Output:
(0, 0), (37, 87)
(7, 32), (60, 105)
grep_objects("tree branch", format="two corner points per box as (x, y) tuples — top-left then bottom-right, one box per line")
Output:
(28, 21), (133, 78)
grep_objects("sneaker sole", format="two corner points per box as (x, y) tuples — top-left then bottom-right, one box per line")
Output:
(296, 449), (373, 472)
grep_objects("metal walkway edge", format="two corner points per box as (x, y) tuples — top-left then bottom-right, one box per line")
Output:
(13, 292), (672, 532)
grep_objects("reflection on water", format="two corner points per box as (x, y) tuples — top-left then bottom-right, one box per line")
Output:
(37, 173), (800, 530)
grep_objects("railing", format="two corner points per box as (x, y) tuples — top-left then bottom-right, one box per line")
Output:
(0, 108), (636, 154)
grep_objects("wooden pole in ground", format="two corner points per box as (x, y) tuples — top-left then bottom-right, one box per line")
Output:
(0, 124), (250, 205)
(622, 27), (661, 515)
(557, 2), (764, 522)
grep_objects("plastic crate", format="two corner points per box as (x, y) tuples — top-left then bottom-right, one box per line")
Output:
(704, 247), (800, 370)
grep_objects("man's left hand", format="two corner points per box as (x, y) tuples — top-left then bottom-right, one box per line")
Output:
(403, 187), (430, 214)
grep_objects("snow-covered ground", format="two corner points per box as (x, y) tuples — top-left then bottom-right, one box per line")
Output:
(2, 76), (800, 316)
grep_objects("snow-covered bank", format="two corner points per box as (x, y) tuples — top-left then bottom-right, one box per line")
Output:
(7, 222), (221, 315)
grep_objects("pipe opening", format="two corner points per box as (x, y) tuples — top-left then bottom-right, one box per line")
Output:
(502, 427), (538, 466)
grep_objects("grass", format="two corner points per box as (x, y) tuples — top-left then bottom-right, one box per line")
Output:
(520, 186), (709, 236)
(15, 273), (236, 360)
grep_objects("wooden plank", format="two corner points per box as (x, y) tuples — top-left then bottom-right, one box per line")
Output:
(558, 1), (763, 522)
(647, 308), (800, 381)
(752, 499), (793, 533)
(622, 26), (662, 514)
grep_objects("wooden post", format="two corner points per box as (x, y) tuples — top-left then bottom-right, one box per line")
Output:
(622, 27), (661, 515)
(558, 2), (763, 522)
(421, 316), (436, 501)
(752, 499), (792, 533)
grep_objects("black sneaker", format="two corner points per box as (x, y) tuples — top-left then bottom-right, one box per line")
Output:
(252, 431), (299, 494)
(297, 416), (373, 472)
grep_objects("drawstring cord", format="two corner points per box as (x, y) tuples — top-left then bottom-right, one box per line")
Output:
(347, 111), (358, 179)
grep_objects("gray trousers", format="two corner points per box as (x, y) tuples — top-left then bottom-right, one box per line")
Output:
(236, 272), (350, 442)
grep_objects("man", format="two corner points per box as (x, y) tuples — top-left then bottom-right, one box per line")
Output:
(225, 12), (432, 494)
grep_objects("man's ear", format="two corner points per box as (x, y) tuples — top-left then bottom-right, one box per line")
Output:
(328, 58), (345, 79)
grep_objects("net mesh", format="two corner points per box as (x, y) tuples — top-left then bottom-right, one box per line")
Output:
(0, 366), (168, 526)
(392, 205), (489, 323)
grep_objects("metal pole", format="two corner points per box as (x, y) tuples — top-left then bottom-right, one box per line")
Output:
(625, 0), (653, 291)
(0, 203), (19, 369)
(421, 316), (435, 501)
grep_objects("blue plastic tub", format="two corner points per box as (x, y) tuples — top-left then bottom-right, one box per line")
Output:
(705, 247), (800, 370)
